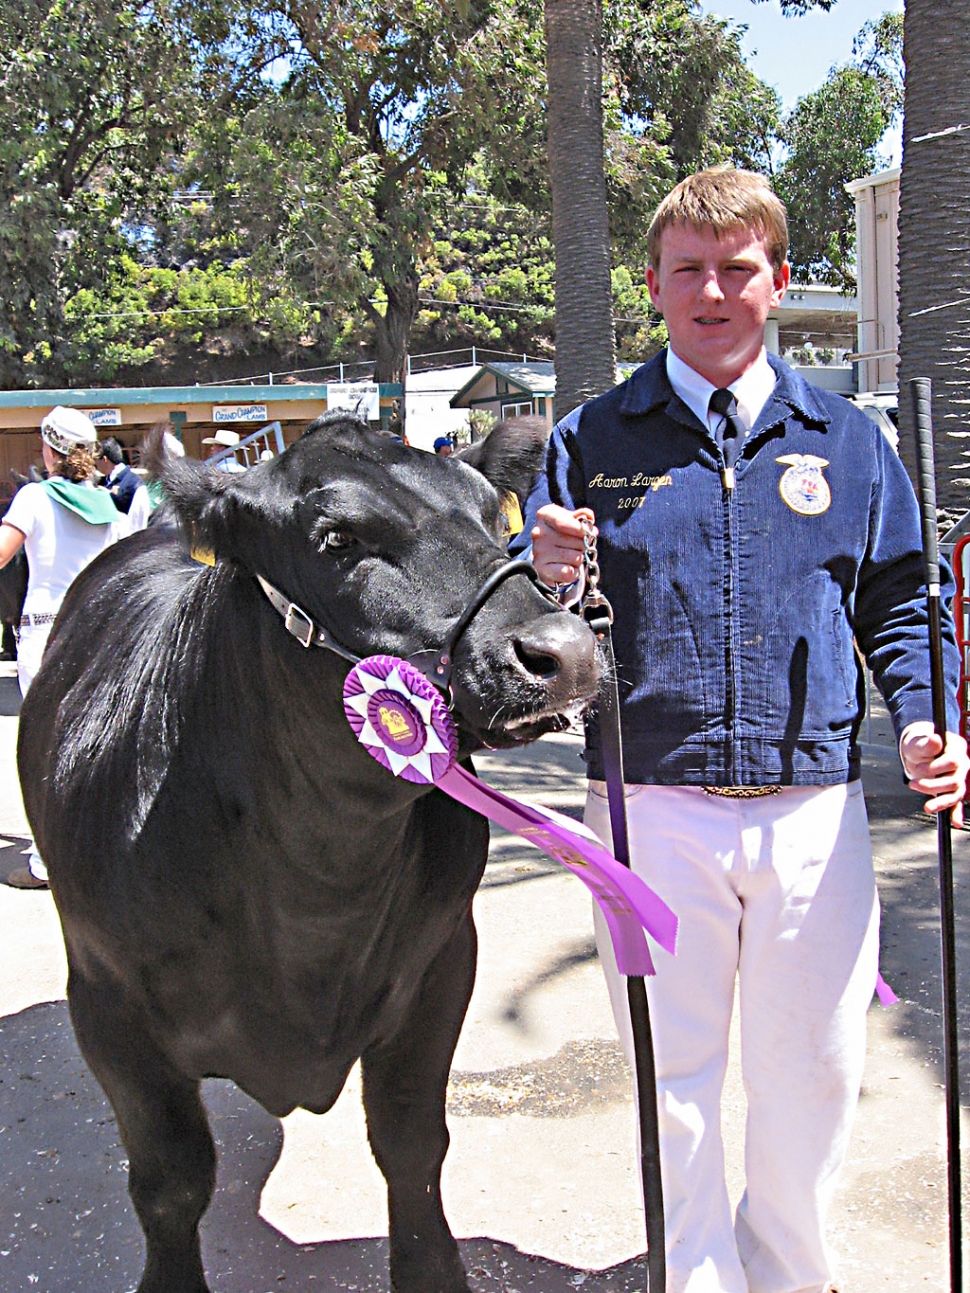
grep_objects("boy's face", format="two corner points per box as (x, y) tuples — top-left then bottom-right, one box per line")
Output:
(646, 222), (789, 388)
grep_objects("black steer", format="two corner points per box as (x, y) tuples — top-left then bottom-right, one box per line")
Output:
(17, 415), (599, 1293)
(1, 473), (32, 657)
(0, 546), (26, 657)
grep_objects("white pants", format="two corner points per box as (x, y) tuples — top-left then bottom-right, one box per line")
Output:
(16, 621), (51, 697)
(16, 622), (51, 881)
(586, 782), (879, 1293)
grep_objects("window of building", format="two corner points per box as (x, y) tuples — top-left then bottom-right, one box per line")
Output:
(501, 401), (533, 419)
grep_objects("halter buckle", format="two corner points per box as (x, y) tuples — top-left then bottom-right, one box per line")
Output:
(284, 601), (316, 648)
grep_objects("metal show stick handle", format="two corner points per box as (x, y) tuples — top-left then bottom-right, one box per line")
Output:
(909, 376), (962, 1293)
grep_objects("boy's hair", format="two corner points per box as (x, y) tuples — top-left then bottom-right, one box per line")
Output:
(100, 437), (125, 465)
(647, 167), (789, 272)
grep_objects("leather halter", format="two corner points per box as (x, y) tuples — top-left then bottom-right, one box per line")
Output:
(256, 558), (553, 700)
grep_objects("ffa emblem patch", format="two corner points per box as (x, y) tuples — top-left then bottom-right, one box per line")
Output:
(776, 454), (831, 516)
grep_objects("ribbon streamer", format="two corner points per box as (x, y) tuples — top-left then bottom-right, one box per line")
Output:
(344, 655), (678, 976)
(876, 973), (897, 1006)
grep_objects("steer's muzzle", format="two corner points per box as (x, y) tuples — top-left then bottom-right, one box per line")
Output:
(454, 602), (601, 748)
(511, 612), (597, 689)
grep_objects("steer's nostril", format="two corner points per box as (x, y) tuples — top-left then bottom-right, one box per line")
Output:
(513, 637), (562, 680)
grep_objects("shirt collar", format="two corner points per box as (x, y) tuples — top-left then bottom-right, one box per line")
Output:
(665, 346), (777, 433)
(616, 349), (833, 431)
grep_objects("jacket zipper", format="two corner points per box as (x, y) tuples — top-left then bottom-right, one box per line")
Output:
(722, 459), (736, 781)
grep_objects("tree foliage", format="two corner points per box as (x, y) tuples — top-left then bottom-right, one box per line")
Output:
(0, 0), (905, 388)
(413, 185), (556, 356)
(776, 66), (892, 287)
(852, 10), (904, 119)
(607, 1), (782, 181)
(0, 0), (196, 385)
(182, 0), (553, 381)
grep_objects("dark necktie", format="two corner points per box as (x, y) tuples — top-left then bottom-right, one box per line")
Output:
(709, 388), (746, 472)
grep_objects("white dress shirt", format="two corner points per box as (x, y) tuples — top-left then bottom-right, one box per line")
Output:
(666, 345), (777, 438)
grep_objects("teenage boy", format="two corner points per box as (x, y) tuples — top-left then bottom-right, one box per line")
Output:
(523, 167), (968, 1292)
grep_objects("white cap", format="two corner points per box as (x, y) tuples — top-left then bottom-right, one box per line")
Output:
(259, 448), (275, 462)
(40, 406), (98, 456)
(163, 431), (186, 458)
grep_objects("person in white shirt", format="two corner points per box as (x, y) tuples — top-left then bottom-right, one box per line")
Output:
(128, 430), (186, 531)
(0, 406), (128, 888)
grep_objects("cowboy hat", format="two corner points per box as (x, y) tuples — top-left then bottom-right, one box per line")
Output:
(201, 429), (241, 447)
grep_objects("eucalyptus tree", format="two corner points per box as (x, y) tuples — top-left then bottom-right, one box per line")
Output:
(606, 0), (782, 183)
(191, 0), (548, 383)
(0, 0), (196, 386)
(775, 66), (893, 288)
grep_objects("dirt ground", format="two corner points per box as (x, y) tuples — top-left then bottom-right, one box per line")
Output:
(1, 662), (968, 1291)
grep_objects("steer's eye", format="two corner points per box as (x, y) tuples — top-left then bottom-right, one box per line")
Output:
(321, 530), (356, 552)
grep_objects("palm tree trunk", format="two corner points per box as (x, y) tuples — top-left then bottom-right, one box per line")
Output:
(897, 0), (970, 528)
(544, 0), (616, 420)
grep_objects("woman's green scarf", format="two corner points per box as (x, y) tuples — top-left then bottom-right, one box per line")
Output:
(42, 478), (120, 526)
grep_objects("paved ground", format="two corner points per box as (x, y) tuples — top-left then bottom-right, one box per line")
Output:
(1, 659), (968, 1292)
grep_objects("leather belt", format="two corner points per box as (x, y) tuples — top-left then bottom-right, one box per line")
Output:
(703, 785), (781, 799)
(19, 612), (57, 628)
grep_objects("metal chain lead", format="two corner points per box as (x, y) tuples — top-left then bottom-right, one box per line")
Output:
(581, 518), (614, 626)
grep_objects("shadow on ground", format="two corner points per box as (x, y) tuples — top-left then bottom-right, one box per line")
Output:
(0, 1001), (648, 1293)
(0, 674), (22, 718)
(0, 834), (32, 881)
(860, 744), (970, 1109)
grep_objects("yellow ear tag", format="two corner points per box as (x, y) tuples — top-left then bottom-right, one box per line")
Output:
(500, 491), (524, 537)
(190, 544), (216, 566)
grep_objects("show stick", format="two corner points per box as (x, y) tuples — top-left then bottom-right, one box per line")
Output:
(909, 376), (962, 1293)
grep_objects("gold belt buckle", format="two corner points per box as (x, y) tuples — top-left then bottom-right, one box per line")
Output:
(703, 785), (782, 799)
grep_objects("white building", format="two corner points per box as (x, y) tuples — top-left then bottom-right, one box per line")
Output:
(845, 167), (900, 394)
(403, 364), (480, 451)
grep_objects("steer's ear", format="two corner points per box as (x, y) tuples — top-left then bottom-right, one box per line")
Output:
(455, 415), (550, 503)
(141, 423), (264, 558)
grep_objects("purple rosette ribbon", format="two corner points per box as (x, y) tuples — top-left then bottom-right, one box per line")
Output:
(343, 654), (458, 784)
(344, 656), (677, 976)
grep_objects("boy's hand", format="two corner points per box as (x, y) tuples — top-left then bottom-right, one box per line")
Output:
(899, 721), (970, 825)
(531, 506), (596, 588)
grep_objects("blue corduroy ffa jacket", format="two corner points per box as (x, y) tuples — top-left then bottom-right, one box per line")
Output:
(518, 351), (961, 786)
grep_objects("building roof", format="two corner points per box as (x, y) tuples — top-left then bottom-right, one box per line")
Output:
(449, 361), (644, 410)
(450, 362), (556, 407)
(0, 382), (403, 431)
(771, 285), (858, 350)
(0, 383), (334, 408)
(845, 167), (900, 195)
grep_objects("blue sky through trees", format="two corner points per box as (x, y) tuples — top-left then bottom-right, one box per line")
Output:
(699, 0), (903, 163)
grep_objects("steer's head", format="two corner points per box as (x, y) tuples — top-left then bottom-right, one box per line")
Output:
(153, 415), (600, 750)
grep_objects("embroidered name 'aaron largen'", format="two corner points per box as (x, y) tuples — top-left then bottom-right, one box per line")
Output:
(588, 472), (673, 491)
